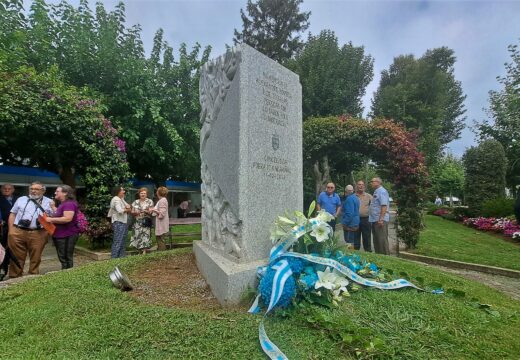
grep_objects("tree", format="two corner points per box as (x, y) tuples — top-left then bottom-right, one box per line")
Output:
(304, 116), (429, 249)
(233, 0), (310, 63)
(429, 154), (464, 205)
(287, 30), (373, 119)
(0, 65), (130, 221)
(371, 47), (466, 166)
(3, 0), (210, 183)
(463, 140), (507, 214)
(477, 39), (520, 191)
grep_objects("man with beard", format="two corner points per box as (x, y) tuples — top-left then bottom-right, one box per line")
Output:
(8, 182), (54, 277)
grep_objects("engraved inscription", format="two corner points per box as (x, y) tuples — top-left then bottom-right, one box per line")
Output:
(256, 72), (291, 127)
(252, 155), (291, 180)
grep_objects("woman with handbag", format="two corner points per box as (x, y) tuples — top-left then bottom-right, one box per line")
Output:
(46, 185), (80, 269)
(130, 188), (154, 254)
(150, 186), (169, 251)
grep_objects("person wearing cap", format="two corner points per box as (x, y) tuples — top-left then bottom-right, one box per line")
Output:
(341, 185), (360, 248)
(317, 182), (342, 230)
(369, 177), (390, 255)
(354, 180), (373, 252)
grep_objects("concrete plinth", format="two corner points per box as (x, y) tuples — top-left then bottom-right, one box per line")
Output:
(193, 241), (266, 306)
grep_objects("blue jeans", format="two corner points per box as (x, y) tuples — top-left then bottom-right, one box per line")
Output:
(343, 230), (357, 247)
(111, 221), (128, 258)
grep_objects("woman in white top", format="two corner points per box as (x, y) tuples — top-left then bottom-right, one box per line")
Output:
(108, 186), (131, 258)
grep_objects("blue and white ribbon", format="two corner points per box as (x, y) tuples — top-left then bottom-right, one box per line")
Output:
(250, 240), (422, 359)
(277, 252), (422, 291)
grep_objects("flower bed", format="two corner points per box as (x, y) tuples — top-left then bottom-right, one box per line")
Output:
(462, 217), (520, 240)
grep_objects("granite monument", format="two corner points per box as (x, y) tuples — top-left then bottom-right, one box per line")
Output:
(193, 44), (302, 305)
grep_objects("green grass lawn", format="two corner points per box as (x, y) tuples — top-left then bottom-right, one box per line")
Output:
(0, 249), (519, 359)
(414, 215), (520, 271)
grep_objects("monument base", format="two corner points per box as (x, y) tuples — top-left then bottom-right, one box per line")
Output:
(193, 241), (266, 306)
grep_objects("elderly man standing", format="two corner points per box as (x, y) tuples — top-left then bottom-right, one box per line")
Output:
(369, 177), (390, 255)
(341, 185), (360, 248)
(354, 180), (373, 252)
(0, 184), (17, 248)
(8, 182), (54, 277)
(317, 182), (341, 230)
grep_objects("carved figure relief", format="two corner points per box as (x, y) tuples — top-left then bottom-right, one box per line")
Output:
(199, 48), (243, 260)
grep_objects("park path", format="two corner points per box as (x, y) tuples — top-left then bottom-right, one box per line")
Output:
(335, 215), (520, 301)
(0, 242), (95, 289)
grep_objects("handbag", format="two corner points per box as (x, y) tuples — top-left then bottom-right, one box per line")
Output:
(139, 217), (153, 228)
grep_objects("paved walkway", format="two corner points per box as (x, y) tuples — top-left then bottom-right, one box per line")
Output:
(0, 242), (96, 288)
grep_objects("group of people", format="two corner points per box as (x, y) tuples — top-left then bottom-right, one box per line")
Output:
(0, 182), (82, 279)
(108, 186), (169, 258)
(0, 182), (172, 280)
(317, 177), (391, 255)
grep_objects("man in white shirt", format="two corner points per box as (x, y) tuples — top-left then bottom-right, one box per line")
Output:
(8, 182), (54, 277)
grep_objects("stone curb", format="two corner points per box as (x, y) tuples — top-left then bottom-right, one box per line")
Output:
(399, 252), (520, 279)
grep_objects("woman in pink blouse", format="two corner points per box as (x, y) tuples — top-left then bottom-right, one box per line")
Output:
(151, 186), (169, 251)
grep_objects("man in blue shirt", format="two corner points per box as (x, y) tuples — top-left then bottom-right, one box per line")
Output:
(341, 185), (360, 248)
(369, 177), (390, 255)
(317, 182), (341, 230)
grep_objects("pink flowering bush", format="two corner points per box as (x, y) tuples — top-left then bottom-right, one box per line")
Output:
(463, 217), (520, 240)
(433, 209), (450, 216)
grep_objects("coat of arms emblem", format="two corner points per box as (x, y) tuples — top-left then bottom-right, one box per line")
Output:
(272, 134), (280, 151)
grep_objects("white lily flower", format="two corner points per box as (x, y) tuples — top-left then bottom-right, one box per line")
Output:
(316, 209), (334, 223)
(315, 267), (337, 290)
(310, 221), (331, 242)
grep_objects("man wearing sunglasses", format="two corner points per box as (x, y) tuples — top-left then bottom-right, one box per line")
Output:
(316, 182), (341, 230)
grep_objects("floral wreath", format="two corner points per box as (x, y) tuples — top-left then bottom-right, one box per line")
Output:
(248, 202), (425, 359)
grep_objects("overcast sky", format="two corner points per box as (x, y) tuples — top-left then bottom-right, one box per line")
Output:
(43, 0), (520, 157)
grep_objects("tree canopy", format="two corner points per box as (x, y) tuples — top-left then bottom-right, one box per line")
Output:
(463, 139), (507, 214)
(1, 0), (210, 182)
(287, 30), (374, 119)
(233, 0), (310, 63)
(0, 65), (130, 219)
(477, 39), (520, 190)
(371, 47), (466, 166)
(429, 153), (464, 203)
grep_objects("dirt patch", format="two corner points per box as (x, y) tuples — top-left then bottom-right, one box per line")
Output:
(129, 252), (222, 311)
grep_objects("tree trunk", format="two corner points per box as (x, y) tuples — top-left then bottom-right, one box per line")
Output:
(312, 155), (331, 198)
(58, 166), (76, 189)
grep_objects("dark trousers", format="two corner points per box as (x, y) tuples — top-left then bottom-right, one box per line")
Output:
(371, 221), (390, 255)
(53, 234), (79, 269)
(353, 217), (372, 251)
(1, 225), (7, 248)
(343, 230), (357, 247)
(327, 219), (337, 232)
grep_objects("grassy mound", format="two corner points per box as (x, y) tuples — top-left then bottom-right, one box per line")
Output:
(0, 249), (518, 359)
(415, 215), (520, 270)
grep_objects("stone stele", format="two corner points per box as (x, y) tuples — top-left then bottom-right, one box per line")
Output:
(194, 44), (303, 305)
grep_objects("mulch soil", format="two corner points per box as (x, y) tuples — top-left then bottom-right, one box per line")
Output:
(128, 252), (223, 311)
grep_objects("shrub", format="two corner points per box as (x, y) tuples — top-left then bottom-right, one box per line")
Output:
(452, 206), (474, 220)
(481, 198), (515, 218)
